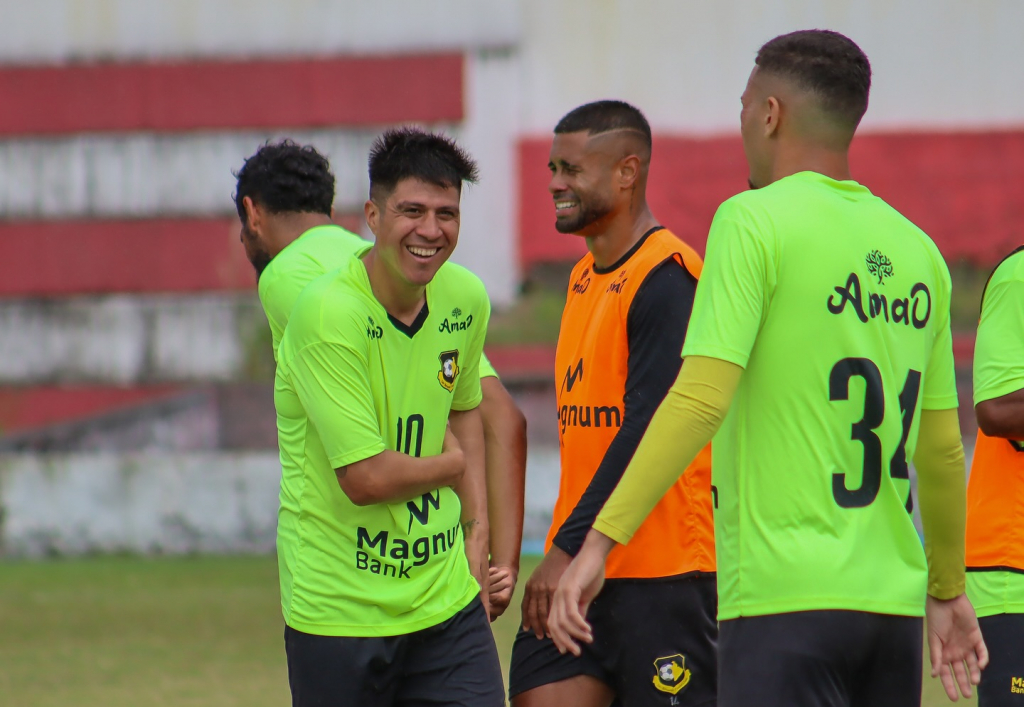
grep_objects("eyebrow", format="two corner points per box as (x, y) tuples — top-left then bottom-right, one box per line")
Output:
(548, 158), (580, 170)
(393, 200), (459, 212)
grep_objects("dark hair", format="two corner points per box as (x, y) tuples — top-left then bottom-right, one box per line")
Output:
(368, 127), (479, 201)
(233, 140), (335, 219)
(554, 100), (652, 150)
(756, 30), (872, 131)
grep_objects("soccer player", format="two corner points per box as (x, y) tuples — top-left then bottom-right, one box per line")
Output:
(234, 139), (526, 619)
(965, 244), (1024, 706)
(547, 30), (989, 707)
(271, 128), (504, 706)
(509, 101), (716, 707)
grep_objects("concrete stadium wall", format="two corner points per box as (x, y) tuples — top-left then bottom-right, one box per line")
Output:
(517, 0), (1024, 133)
(0, 295), (264, 384)
(0, 449), (560, 557)
(0, 453), (282, 556)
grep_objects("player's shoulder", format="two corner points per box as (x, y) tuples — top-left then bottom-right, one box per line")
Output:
(288, 261), (374, 342)
(431, 261), (490, 307)
(989, 247), (1024, 287)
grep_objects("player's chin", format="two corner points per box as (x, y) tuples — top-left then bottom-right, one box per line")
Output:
(401, 251), (449, 285)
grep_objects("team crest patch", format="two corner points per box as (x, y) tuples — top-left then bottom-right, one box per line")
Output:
(438, 350), (460, 392)
(652, 654), (691, 695)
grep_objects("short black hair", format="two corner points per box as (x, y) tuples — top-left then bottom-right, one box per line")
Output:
(554, 100), (652, 150)
(368, 127), (479, 202)
(756, 29), (872, 131)
(233, 139), (335, 219)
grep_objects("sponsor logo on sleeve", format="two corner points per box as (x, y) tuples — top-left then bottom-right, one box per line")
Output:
(438, 350), (460, 392)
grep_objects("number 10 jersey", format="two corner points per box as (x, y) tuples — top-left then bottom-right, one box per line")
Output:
(682, 171), (959, 620)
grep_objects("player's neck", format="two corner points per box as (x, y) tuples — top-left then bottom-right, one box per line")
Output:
(361, 251), (426, 325)
(584, 206), (659, 270)
(267, 213), (335, 258)
(770, 145), (851, 185)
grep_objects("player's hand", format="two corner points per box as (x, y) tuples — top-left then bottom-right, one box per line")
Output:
(487, 564), (517, 621)
(547, 542), (607, 656)
(463, 524), (491, 618)
(520, 545), (573, 638)
(925, 593), (989, 701)
(441, 424), (466, 485)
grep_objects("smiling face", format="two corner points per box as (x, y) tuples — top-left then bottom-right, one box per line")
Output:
(547, 131), (618, 235)
(364, 177), (461, 289)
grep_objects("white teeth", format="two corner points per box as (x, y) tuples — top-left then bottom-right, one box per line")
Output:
(408, 246), (439, 257)
(555, 201), (576, 210)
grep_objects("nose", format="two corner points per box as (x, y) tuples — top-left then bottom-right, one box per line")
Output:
(549, 171), (568, 195)
(416, 211), (444, 240)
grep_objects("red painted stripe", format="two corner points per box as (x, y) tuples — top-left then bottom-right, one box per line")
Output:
(0, 54), (463, 135)
(485, 345), (556, 382)
(0, 214), (365, 296)
(0, 386), (180, 433)
(0, 218), (253, 296)
(519, 131), (1024, 268)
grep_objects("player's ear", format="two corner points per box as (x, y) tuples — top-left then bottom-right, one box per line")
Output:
(765, 95), (781, 138)
(364, 199), (380, 237)
(242, 196), (262, 232)
(618, 154), (641, 189)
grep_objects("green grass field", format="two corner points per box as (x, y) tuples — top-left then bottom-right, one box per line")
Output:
(0, 554), (971, 706)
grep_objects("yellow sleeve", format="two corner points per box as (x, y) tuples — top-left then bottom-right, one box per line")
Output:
(913, 407), (967, 599)
(593, 356), (743, 544)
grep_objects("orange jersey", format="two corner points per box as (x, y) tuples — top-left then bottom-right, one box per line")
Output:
(966, 431), (1024, 571)
(547, 228), (715, 579)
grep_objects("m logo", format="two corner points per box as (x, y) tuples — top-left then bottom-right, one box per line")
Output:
(865, 249), (894, 284)
(561, 359), (584, 394)
(407, 491), (441, 532)
(438, 350), (460, 392)
(652, 654), (691, 695)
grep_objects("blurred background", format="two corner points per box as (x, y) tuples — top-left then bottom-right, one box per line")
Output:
(0, 1), (1020, 704)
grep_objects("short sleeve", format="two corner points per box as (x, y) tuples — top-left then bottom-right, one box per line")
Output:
(288, 310), (386, 469)
(681, 200), (773, 368)
(921, 258), (959, 410)
(974, 274), (1024, 405)
(451, 289), (491, 411)
(479, 352), (499, 380)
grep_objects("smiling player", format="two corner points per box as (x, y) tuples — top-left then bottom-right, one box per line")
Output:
(273, 128), (504, 706)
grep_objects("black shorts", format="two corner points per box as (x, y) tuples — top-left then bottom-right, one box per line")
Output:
(718, 610), (922, 707)
(509, 572), (717, 706)
(284, 598), (504, 707)
(977, 613), (1024, 707)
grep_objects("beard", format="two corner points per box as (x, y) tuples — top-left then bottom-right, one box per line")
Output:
(554, 196), (615, 234)
(250, 249), (272, 280)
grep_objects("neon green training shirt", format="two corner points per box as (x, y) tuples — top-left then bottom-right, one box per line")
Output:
(967, 249), (1024, 617)
(257, 224), (367, 360)
(680, 171), (958, 620)
(274, 254), (490, 636)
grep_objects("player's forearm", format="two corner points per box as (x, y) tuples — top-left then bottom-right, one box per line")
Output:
(480, 380), (527, 569)
(450, 407), (489, 541)
(336, 449), (464, 506)
(593, 356), (742, 544)
(914, 407), (967, 600)
(975, 390), (1024, 439)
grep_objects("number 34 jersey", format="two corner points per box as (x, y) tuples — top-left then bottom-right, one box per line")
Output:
(682, 171), (958, 620)
(274, 254), (489, 637)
